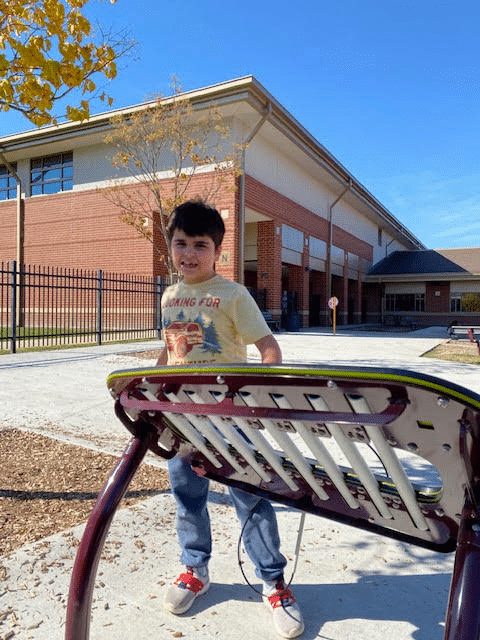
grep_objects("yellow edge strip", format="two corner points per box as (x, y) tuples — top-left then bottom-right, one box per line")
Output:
(107, 365), (480, 411)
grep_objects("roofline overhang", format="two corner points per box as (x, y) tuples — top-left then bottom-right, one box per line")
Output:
(364, 272), (478, 283)
(0, 75), (425, 251)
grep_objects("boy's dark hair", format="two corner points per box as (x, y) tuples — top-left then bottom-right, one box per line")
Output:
(167, 200), (225, 248)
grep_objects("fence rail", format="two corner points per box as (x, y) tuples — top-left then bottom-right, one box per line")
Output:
(0, 262), (169, 353)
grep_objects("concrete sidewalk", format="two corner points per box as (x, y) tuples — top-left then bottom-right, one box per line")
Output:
(1, 326), (477, 640)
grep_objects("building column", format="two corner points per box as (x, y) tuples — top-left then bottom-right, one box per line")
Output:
(341, 253), (349, 325)
(300, 243), (310, 327)
(355, 275), (363, 324)
(257, 221), (282, 323)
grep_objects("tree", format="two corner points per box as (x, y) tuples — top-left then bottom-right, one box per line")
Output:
(0, 0), (134, 127)
(461, 293), (480, 312)
(104, 79), (242, 277)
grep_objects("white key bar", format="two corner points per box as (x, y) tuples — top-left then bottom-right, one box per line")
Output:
(162, 390), (222, 469)
(307, 394), (393, 520)
(167, 390), (241, 471)
(346, 393), (429, 531)
(207, 390), (300, 491)
(182, 389), (269, 479)
(204, 390), (273, 483)
(230, 415), (300, 491)
(271, 393), (359, 510)
(239, 392), (329, 501)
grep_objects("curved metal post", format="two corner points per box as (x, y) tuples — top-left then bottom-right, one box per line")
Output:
(444, 506), (480, 640)
(65, 432), (153, 640)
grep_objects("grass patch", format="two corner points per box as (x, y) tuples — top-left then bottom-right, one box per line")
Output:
(423, 340), (480, 364)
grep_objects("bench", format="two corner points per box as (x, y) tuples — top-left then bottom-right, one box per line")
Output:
(66, 363), (480, 640)
(261, 310), (280, 332)
(450, 326), (480, 340)
(450, 326), (480, 353)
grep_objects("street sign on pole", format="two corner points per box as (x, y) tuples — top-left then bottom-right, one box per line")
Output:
(328, 297), (339, 334)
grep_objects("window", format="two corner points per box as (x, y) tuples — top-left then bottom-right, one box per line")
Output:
(0, 163), (18, 200)
(385, 293), (425, 312)
(451, 295), (462, 312)
(378, 228), (383, 246)
(30, 151), (73, 195)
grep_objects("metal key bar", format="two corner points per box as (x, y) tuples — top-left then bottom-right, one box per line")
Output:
(194, 389), (274, 483)
(271, 393), (359, 510)
(306, 394), (393, 520)
(180, 389), (254, 475)
(164, 390), (237, 471)
(154, 390), (222, 468)
(230, 415), (300, 491)
(207, 390), (300, 491)
(346, 393), (429, 531)
(239, 391), (329, 501)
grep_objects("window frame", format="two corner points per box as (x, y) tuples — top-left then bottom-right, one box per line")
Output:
(0, 162), (18, 201)
(30, 151), (73, 196)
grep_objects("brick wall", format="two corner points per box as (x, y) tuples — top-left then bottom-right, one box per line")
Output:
(257, 220), (282, 317)
(426, 281), (450, 313)
(0, 170), (238, 277)
(245, 175), (373, 261)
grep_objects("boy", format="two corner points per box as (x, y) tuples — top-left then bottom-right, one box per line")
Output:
(156, 200), (304, 638)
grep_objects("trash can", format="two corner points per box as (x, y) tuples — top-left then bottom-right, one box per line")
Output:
(284, 312), (301, 332)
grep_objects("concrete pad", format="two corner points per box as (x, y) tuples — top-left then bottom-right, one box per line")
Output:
(0, 327), (473, 640)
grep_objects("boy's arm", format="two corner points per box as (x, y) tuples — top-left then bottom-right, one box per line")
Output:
(156, 347), (168, 366)
(255, 334), (282, 364)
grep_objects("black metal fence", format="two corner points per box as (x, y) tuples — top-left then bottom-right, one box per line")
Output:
(0, 262), (169, 353)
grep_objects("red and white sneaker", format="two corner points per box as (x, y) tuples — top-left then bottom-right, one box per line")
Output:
(264, 580), (305, 638)
(164, 567), (210, 615)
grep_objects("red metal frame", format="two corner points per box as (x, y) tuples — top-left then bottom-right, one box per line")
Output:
(65, 364), (480, 640)
(65, 430), (155, 640)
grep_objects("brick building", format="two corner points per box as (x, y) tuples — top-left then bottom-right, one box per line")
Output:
(0, 76), (425, 328)
(365, 248), (480, 327)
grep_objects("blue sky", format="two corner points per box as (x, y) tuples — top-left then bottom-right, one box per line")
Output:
(2, 0), (479, 249)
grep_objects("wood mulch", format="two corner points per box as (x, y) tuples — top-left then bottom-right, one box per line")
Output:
(0, 428), (170, 556)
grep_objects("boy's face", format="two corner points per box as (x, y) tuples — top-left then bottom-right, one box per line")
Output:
(170, 229), (221, 284)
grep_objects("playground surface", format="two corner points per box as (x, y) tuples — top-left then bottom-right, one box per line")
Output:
(1, 325), (478, 640)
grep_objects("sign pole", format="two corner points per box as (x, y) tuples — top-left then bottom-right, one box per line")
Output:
(328, 296), (339, 335)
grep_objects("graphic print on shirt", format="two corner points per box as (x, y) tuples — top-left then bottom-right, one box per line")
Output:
(163, 310), (221, 360)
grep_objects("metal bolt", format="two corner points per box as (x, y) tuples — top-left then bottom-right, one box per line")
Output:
(407, 442), (418, 452)
(216, 375), (225, 384)
(327, 380), (337, 389)
(437, 397), (449, 408)
(442, 443), (452, 452)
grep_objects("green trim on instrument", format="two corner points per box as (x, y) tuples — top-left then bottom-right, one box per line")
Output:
(107, 364), (480, 411)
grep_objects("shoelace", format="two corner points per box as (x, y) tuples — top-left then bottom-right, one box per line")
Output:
(174, 568), (205, 594)
(267, 582), (296, 609)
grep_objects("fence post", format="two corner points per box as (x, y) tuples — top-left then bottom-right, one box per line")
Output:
(10, 261), (17, 354)
(156, 276), (163, 340)
(97, 269), (103, 346)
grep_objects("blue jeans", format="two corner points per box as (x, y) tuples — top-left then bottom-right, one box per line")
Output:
(168, 455), (287, 582)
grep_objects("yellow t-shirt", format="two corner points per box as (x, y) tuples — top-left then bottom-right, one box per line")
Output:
(161, 275), (271, 365)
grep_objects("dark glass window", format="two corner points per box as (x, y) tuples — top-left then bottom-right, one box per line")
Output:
(30, 152), (73, 195)
(385, 293), (425, 312)
(0, 163), (18, 200)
